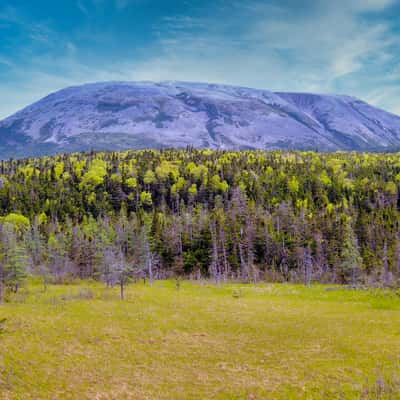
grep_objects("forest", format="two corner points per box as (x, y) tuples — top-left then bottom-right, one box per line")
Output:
(1, 148), (400, 298)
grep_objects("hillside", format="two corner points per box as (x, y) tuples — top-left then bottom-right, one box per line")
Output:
(1, 82), (400, 158)
(0, 149), (400, 286)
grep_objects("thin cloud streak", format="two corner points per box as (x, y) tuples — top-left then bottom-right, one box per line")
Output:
(0, 0), (399, 118)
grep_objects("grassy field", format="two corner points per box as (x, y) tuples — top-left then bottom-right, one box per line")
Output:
(1, 281), (400, 399)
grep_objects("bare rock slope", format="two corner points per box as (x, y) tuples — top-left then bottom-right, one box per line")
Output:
(1, 81), (400, 158)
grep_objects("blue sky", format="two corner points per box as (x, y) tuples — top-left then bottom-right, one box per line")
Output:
(0, 0), (399, 118)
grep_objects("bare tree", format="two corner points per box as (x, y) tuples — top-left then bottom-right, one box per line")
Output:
(209, 220), (221, 285)
(383, 240), (392, 287)
(0, 257), (4, 303)
(101, 246), (117, 288)
(139, 226), (159, 286)
(47, 232), (69, 283)
(303, 245), (313, 287)
(314, 232), (328, 281)
(395, 233), (400, 279)
(115, 249), (132, 300)
(219, 224), (230, 282)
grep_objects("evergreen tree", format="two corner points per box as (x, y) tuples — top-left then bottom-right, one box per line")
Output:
(340, 218), (362, 285)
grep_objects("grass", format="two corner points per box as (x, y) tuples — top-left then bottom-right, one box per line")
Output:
(1, 280), (400, 399)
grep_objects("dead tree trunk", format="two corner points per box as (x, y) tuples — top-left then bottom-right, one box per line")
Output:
(383, 241), (392, 287)
(219, 226), (230, 282)
(120, 280), (124, 300)
(303, 245), (313, 287)
(210, 221), (221, 286)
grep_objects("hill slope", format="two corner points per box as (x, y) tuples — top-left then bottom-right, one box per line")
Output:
(0, 81), (400, 158)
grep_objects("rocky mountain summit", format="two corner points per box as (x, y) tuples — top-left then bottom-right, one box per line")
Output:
(1, 81), (400, 158)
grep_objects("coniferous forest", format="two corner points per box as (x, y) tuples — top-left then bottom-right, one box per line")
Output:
(1, 148), (400, 297)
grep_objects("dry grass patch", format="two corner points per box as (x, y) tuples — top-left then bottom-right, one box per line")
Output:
(1, 281), (400, 399)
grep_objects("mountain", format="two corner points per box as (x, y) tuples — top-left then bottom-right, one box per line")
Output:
(1, 81), (400, 159)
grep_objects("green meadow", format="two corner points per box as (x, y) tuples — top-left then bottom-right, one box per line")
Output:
(1, 281), (400, 399)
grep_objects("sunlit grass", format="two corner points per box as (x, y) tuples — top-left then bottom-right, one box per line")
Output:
(1, 280), (400, 399)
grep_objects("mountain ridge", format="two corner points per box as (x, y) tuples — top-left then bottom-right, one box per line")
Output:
(0, 81), (400, 159)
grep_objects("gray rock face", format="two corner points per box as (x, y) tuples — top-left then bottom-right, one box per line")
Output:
(0, 81), (400, 158)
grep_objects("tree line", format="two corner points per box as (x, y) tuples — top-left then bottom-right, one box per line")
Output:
(1, 148), (400, 298)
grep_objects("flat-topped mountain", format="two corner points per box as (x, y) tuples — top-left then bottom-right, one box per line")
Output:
(1, 81), (400, 158)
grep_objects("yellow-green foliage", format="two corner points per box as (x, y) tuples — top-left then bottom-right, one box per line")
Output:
(156, 161), (179, 181)
(125, 177), (137, 189)
(140, 191), (153, 207)
(19, 165), (39, 180)
(2, 149), (400, 280)
(38, 212), (47, 225)
(210, 174), (229, 192)
(187, 162), (208, 182)
(54, 162), (65, 180)
(1, 213), (30, 231)
(144, 169), (156, 185)
(288, 176), (300, 194)
(80, 159), (107, 189)
(1, 281), (400, 399)
(188, 183), (198, 196)
(171, 177), (187, 195)
(73, 159), (86, 178)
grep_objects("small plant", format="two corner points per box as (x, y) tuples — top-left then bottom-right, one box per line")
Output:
(60, 288), (95, 301)
(77, 288), (95, 300)
(0, 318), (6, 334)
(232, 288), (243, 299)
(361, 375), (400, 399)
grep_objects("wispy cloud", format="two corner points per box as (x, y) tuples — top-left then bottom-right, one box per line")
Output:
(76, 0), (134, 13)
(77, 0), (89, 15)
(0, 0), (399, 118)
(349, 0), (395, 11)
(0, 56), (14, 67)
(126, 0), (400, 108)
